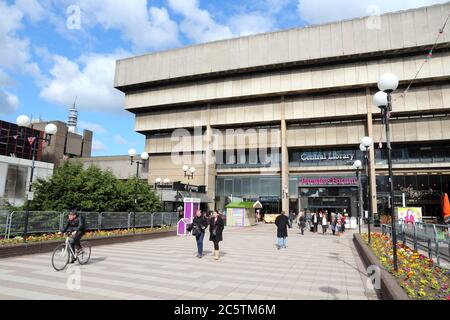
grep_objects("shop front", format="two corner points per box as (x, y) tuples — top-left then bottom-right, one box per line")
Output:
(295, 176), (360, 218)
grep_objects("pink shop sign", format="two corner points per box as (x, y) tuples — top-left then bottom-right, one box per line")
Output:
(299, 177), (358, 186)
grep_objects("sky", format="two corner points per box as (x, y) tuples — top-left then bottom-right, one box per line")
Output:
(0, 0), (448, 156)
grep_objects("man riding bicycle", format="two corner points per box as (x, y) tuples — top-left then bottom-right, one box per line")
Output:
(59, 210), (86, 263)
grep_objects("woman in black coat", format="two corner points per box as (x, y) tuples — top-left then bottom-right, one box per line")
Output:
(209, 210), (225, 260)
(275, 211), (289, 249)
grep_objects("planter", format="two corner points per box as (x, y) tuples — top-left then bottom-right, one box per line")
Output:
(0, 228), (176, 259)
(353, 233), (411, 300)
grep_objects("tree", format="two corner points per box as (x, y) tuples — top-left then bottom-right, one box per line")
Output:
(31, 161), (161, 212)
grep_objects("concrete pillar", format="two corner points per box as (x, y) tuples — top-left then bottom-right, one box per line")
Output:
(0, 162), (8, 202)
(281, 97), (289, 214)
(366, 88), (378, 217)
(204, 104), (216, 211)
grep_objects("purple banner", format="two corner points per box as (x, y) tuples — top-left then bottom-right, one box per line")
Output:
(300, 177), (358, 186)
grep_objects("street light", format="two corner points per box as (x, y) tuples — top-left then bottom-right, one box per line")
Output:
(182, 166), (195, 197)
(155, 178), (171, 211)
(360, 136), (374, 244)
(353, 160), (363, 234)
(13, 116), (58, 241)
(129, 149), (149, 231)
(373, 72), (399, 271)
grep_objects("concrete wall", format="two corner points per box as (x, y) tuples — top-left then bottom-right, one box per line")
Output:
(81, 156), (148, 180)
(115, 3), (450, 88)
(124, 52), (450, 110)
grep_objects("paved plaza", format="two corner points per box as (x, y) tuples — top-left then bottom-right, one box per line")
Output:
(0, 224), (377, 300)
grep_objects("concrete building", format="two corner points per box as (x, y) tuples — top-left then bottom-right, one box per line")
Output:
(114, 3), (450, 220)
(32, 121), (92, 168)
(81, 155), (149, 180)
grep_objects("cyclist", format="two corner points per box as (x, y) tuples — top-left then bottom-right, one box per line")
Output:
(59, 210), (86, 263)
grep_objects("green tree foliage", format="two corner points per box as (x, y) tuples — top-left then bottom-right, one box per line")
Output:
(31, 161), (161, 212)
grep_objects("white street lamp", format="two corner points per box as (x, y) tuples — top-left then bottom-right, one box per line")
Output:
(374, 73), (399, 271)
(128, 148), (137, 158)
(141, 152), (149, 161)
(378, 73), (399, 93)
(353, 160), (362, 169)
(44, 123), (58, 136)
(16, 115), (31, 127)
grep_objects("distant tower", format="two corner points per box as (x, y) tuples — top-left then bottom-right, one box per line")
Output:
(68, 98), (78, 133)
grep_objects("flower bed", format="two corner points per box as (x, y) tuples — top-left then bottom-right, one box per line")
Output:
(0, 226), (174, 247)
(362, 233), (450, 300)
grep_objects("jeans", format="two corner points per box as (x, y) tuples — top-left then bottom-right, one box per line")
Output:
(277, 237), (287, 248)
(196, 232), (205, 255)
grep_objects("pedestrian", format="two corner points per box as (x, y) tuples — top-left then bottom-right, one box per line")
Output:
(275, 211), (289, 249)
(298, 211), (306, 235)
(321, 213), (328, 234)
(330, 213), (337, 236)
(341, 214), (347, 233)
(312, 211), (319, 233)
(289, 210), (295, 228)
(192, 209), (208, 258)
(209, 209), (225, 260)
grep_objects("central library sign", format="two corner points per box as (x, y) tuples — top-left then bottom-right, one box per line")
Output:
(300, 151), (355, 162)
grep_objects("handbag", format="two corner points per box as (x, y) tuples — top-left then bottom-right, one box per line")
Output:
(192, 225), (199, 236)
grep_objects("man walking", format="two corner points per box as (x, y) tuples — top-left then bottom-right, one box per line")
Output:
(275, 211), (289, 249)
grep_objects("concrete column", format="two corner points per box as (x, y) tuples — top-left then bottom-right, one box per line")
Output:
(366, 88), (378, 217)
(281, 97), (289, 214)
(204, 104), (216, 211)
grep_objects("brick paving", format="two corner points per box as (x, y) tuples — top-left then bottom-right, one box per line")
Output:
(0, 223), (377, 300)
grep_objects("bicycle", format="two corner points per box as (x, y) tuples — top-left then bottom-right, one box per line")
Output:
(52, 233), (91, 271)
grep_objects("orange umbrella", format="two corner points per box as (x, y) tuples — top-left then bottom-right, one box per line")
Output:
(442, 193), (450, 220)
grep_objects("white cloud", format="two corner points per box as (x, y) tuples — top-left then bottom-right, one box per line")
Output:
(229, 12), (275, 36)
(168, 0), (234, 43)
(0, 89), (19, 115)
(0, 1), (46, 88)
(78, 121), (108, 134)
(75, 0), (180, 52)
(92, 140), (107, 152)
(297, 0), (448, 25)
(40, 51), (128, 112)
(15, 0), (46, 23)
(113, 134), (127, 145)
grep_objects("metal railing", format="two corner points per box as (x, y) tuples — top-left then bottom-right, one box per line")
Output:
(381, 221), (450, 267)
(1, 211), (178, 239)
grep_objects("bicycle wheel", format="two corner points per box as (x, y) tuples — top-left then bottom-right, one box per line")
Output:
(77, 242), (91, 265)
(52, 244), (69, 271)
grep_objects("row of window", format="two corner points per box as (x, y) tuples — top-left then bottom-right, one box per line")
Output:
(215, 144), (450, 169)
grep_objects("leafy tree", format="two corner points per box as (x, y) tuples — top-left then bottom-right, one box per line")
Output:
(31, 161), (161, 212)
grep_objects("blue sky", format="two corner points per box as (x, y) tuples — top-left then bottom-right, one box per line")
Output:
(0, 0), (447, 156)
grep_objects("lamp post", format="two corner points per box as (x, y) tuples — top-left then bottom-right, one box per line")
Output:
(155, 178), (171, 211)
(373, 73), (399, 271)
(128, 149), (149, 231)
(360, 136), (374, 243)
(353, 160), (363, 234)
(182, 165), (195, 197)
(14, 116), (58, 241)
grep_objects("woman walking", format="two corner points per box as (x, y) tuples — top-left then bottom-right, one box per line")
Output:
(321, 213), (328, 234)
(312, 211), (319, 233)
(209, 209), (225, 260)
(330, 213), (337, 236)
(192, 209), (208, 258)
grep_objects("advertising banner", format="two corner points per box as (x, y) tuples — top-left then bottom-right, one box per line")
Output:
(396, 207), (423, 223)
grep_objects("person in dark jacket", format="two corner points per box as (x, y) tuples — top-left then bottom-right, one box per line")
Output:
(298, 211), (306, 235)
(275, 211), (289, 249)
(60, 210), (86, 263)
(192, 209), (208, 258)
(209, 209), (225, 260)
